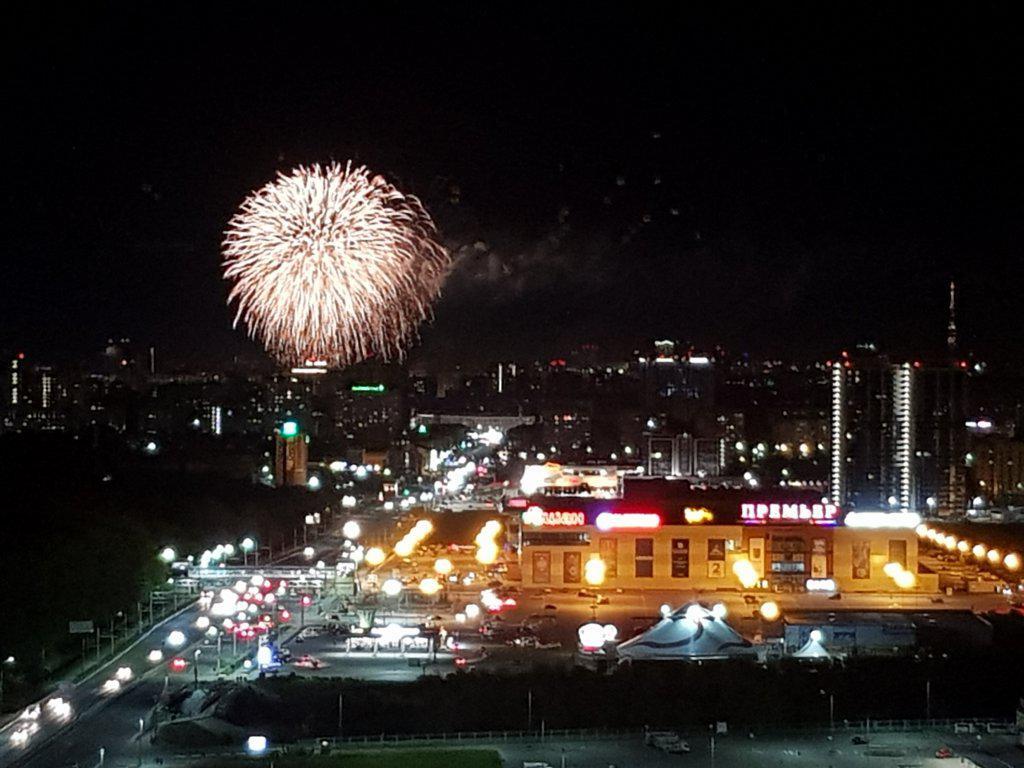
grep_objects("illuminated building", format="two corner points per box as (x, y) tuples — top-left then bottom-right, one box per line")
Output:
(273, 420), (308, 487)
(518, 462), (623, 497)
(893, 363), (913, 511)
(9, 353), (24, 406)
(828, 362), (845, 506)
(969, 436), (1024, 505)
(638, 341), (716, 405)
(209, 405), (223, 436)
(828, 351), (966, 517)
(40, 368), (53, 410)
(516, 479), (928, 593)
(646, 434), (723, 477)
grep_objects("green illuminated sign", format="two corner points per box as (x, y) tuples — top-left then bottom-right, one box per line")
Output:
(280, 420), (299, 438)
(417, 424), (429, 435)
(351, 384), (386, 393)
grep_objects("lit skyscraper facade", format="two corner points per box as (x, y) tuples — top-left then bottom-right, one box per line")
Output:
(828, 353), (966, 517)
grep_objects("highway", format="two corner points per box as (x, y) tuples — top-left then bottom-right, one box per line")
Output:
(0, 535), (351, 768)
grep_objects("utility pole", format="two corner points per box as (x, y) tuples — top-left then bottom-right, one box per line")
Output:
(926, 679), (931, 721)
(527, 688), (533, 730)
(338, 693), (343, 738)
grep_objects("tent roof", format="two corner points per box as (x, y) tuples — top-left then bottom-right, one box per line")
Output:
(616, 603), (755, 661)
(792, 637), (831, 659)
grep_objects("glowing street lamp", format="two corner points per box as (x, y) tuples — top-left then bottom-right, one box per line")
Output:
(583, 555), (606, 586)
(894, 569), (916, 589)
(394, 539), (414, 558)
(365, 547), (386, 566)
(159, 547), (176, 564)
(433, 558), (453, 576)
(240, 537), (257, 566)
(381, 579), (403, 598)
(342, 520), (361, 540)
(759, 601), (781, 621)
(475, 542), (499, 565)
(418, 578), (442, 596)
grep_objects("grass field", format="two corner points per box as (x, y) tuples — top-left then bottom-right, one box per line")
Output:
(195, 747), (503, 768)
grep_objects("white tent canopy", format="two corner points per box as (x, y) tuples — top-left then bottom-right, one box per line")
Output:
(792, 632), (831, 660)
(617, 603), (755, 661)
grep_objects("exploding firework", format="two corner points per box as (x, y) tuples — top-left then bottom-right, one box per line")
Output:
(222, 163), (449, 368)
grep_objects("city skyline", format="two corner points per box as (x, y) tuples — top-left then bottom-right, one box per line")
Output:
(5, 6), (1023, 366)
(3, 7), (1024, 764)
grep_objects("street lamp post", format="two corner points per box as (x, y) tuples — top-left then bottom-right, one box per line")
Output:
(0, 656), (14, 709)
(241, 537), (256, 567)
(137, 717), (144, 767)
(193, 649), (201, 688)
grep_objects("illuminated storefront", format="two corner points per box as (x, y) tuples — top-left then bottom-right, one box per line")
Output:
(516, 489), (932, 593)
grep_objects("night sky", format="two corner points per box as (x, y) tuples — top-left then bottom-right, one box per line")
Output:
(6, 5), (1023, 367)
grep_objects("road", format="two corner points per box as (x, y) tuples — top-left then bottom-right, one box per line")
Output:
(0, 540), (346, 768)
(491, 730), (1024, 768)
(38, 727), (1024, 767)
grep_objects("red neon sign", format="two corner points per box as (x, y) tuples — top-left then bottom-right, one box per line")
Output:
(506, 498), (529, 509)
(595, 511), (661, 531)
(740, 502), (839, 525)
(523, 506), (585, 527)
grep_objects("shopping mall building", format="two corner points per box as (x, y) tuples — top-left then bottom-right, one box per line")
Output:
(511, 478), (936, 593)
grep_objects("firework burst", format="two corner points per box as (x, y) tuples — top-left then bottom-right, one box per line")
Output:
(222, 163), (450, 368)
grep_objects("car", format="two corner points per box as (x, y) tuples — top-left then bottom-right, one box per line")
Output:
(827, 592), (843, 600)
(577, 589), (596, 598)
(935, 747), (954, 759)
(543, 604), (557, 611)
(851, 735), (869, 745)
(293, 654), (324, 669)
(743, 595), (758, 605)
(594, 595), (610, 605)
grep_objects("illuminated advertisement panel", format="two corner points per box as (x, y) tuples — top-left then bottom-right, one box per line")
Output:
(595, 512), (661, 531)
(523, 506), (586, 527)
(740, 502), (839, 526)
(523, 505), (661, 530)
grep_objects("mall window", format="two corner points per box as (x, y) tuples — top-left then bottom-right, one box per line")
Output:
(635, 537), (654, 578)
(888, 539), (907, 568)
(599, 538), (618, 578)
(769, 536), (807, 574)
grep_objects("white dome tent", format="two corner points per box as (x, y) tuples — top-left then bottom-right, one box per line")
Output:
(791, 629), (832, 660)
(616, 602), (755, 662)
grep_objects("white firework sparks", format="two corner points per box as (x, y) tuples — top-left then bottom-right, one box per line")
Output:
(222, 163), (449, 367)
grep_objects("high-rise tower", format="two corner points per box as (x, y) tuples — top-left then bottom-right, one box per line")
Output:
(946, 280), (957, 352)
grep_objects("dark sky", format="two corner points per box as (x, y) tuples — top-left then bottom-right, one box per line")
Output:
(5, 4), (1023, 367)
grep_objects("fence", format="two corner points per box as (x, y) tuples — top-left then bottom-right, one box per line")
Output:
(305, 717), (1016, 748)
